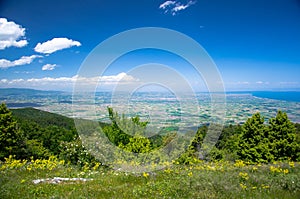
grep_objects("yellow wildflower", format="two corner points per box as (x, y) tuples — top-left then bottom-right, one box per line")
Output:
(239, 172), (249, 181)
(252, 166), (258, 172)
(270, 165), (282, 173)
(143, 172), (149, 178)
(261, 184), (270, 189)
(164, 168), (172, 174)
(240, 183), (247, 190)
(93, 162), (101, 171)
(234, 160), (245, 167)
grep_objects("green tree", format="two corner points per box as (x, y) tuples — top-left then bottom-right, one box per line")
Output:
(175, 126), (207, 164)
(0, 103), (23, 159)
(120, 136), (152, 153)
(104, 107), (130, 146)
(237, 112), (273, 163)
(268, 111), (299, 161)
(105, 107), (164, 154)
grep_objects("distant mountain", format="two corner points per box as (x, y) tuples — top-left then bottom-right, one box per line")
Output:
(0, 88), (65, 96)
(0, 88), (69, 108)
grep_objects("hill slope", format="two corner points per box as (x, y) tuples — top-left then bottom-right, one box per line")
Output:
(12, 107), (75, 130)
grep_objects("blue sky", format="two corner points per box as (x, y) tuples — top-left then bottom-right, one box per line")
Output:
(0, 0), (300, 91)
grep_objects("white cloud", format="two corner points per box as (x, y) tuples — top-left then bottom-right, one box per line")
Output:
(34, 38), (81, 54)
(13, 71), (34, 74)
(279, 81), (299, 85)
(1, 79), (8, 83)
(159, 0), (196, 15)
(0, 55), (42, 69)
(238, 81), (249, 85)
(173, 4), (189, 12)
(255, 81), (270, 85)
(0, 18), (28, 49)
(42, 64), (57, 71)
(74, 72), (138, 87)
(159, 1), (176, 9)
(0, 73), (139, 90)
(100, 72), (136, 83)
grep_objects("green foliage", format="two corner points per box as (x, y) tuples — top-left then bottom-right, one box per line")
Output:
(176, 126), (207, 164)
(11, 107), (79, 160)
(0, 103), (23, 160)
(104, 107), (167, 153)
(237, 112), (272, 163)
(59, 137), (98, 167)
(1, 105), (97, 167)
(190, 125), (207, 153)
(12, 107), (75, 130)
(40, 125), (75, 155)
(2, 103), (299, 167)
(24, 139), (51, 159)
(103, 107), (131, 146)
(295, 123), (300, 145)
(179, 111), (299, 164)
(216, 124), (241, 153)
(237, 111), (300, 163)
(268, 111), (299, 161)
(119, 136), (152, 153)
(214, 125), (241, 161)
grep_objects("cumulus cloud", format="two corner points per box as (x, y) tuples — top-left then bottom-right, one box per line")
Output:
(0, 55), (42, 69)
(74, 72), (138, 87)
(0, 73), (139, 90)
(100, 72), (136, 83)
(34, 38), (81, 54)
(42, 64), (57, 71)
(159, 0), (196, 15)
(0, 18), (28, 50)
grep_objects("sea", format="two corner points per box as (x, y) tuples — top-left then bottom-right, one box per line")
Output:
(251, 91), (300, 102)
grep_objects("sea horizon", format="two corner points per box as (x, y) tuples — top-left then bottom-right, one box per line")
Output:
(1, 87), (300, 102)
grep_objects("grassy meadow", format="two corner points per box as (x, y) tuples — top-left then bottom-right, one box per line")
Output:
(1, 156), (299, 199)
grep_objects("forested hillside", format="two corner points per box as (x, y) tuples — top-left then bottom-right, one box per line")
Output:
(1, 103), (300, 165)
(12, 107), (76, 130)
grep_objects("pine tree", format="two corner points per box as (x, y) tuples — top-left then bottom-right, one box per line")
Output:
(237, 112), (273, 163)
(0, 103), (23, 159)
(268, 110), (299, 161)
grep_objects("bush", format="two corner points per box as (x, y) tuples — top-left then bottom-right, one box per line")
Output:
(59, 137), (99, 167)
